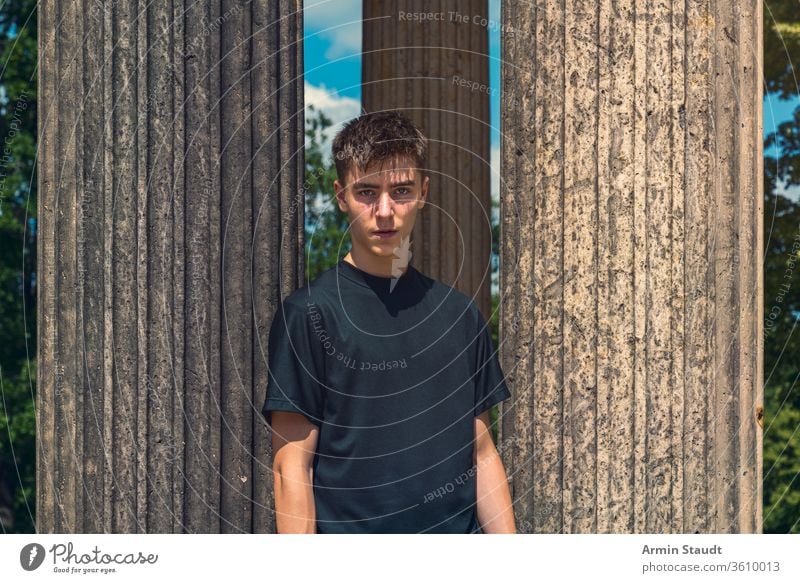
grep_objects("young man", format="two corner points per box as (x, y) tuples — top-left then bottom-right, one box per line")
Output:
(262, 110), (515, 533)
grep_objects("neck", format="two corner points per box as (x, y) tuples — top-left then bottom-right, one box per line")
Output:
(344, 247), (410, 279)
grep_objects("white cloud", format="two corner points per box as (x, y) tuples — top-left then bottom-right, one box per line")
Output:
(775, 177), (800, 203)
(305, 82), (361, 127)
(304, 82), (362, 159)
(304, 0), (362, 60)
(489, 0), (501, 24)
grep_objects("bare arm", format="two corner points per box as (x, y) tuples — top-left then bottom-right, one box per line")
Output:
(474, 410), (516, 533)
(271, 411), (319, 533)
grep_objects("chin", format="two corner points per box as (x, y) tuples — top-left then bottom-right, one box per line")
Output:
(368, 246), (397, 257)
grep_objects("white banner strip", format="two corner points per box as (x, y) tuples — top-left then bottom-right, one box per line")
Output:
(2, 534), (798, 582)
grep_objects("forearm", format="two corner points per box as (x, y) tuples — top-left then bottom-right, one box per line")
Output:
(273, 464), (316, 533)
(475, 451), (516, 533)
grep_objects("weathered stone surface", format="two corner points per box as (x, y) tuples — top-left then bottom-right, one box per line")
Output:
(499, 0), (763, 533)
(37, 0), (304, 533)
(362, 0), (493, 321)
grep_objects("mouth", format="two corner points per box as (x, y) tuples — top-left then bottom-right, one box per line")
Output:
(372, 229), (398, 239)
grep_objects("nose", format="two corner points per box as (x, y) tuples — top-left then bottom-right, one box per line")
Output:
(375, 191), (393, 217)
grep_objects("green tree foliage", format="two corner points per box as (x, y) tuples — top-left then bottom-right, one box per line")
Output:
(0, 360), (36, 532)
(763, 406), (800, 533)
(762, 0), (800, 534)
(764, 1), (800, 99)
(303, 105), (350, 282)
(0, 0), (38, 533)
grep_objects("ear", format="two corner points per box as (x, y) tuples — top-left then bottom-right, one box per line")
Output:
(418, 174), (429, 209)
(334, 179), (348, 212)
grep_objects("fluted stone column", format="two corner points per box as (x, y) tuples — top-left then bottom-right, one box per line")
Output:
(500, 0), (763, 532)
(362, 1), (493, 320)
(37, 0), (304, 533)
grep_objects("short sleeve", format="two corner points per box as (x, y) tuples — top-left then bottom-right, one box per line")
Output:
(472, 305), (512, 417)
(262, 298), (326, 428)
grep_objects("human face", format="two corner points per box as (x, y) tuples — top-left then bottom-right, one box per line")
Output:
(335, 155), (429, 264)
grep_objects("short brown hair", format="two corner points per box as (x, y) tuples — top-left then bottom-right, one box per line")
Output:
(331, 110), (427, 186)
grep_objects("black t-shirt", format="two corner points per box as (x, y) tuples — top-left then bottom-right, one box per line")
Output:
(262, 258), (512, 533)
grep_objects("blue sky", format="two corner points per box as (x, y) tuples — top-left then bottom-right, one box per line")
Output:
(303, 0), (503, 201)
(303, 0), (799, 200)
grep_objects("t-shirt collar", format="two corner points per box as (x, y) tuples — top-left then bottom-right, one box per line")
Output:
(336, 258), (416, 292)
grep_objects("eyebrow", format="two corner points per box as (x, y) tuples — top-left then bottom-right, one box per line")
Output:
(352, 180), (416, 189)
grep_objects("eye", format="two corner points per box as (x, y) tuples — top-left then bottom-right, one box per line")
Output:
(395, 187), (410, 195)
(358, 190), (376, 197)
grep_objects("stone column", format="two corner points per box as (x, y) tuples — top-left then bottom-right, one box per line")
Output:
(500, 0), (763, 532)
(362, 1), (493, 320)
(37, 0), (305, 533)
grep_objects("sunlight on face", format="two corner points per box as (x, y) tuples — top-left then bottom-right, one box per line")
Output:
(335, 155), (429, 259)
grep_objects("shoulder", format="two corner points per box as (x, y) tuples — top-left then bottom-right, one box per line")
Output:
(270, 281), (330, 342)
(415, 268), (482, 323)
(279, 267), (341, 315)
